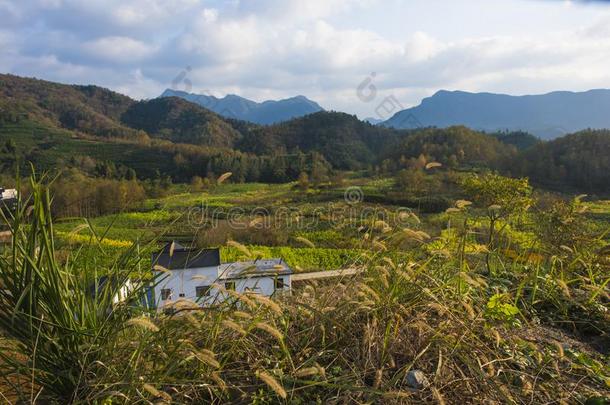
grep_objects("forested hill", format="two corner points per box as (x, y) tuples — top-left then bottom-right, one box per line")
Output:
(1, 74), (609, 193)
(0, 73), (145, 140)
(514, 129), (610, 193)
(238, 111), (404, 169)
(121, 97), (243, 148)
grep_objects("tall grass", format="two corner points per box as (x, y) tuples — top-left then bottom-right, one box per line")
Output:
(0, 177), (607, 403)
(0, 176), (154, 402)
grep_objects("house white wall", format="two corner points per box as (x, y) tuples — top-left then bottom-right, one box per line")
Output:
(153, 265), (291, 310)
(226, 274), (291, 297)
(153, 265), (220, 309)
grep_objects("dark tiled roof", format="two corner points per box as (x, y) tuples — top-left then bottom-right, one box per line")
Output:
(153, 242), (221, 270)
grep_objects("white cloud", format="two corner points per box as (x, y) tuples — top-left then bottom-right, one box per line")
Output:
(83, 36), (157, 62)
(1, 0), (610, 118)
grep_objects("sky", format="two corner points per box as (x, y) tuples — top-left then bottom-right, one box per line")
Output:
(1, 0), (610, 119)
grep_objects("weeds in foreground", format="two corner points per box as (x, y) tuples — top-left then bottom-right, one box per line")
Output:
(0, 177), (608, 403)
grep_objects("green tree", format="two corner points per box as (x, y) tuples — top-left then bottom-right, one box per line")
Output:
(461, 173), (533, 273)
(297, 171), (309, 191)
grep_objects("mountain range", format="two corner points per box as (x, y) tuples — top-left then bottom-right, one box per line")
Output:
(160, 89), (323, 125)
(382, 89), (610, 139)
(0, 73), (609, 192)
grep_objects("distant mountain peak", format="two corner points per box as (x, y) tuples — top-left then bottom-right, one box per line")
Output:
(160, 89), (323, 125)
(383, 88), (610, 139)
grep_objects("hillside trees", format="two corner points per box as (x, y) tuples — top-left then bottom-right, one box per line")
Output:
(514, 130), (610, 193)
(50, 170), (146, 217)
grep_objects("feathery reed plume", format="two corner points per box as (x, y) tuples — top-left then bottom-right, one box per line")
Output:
(373, 368), (383, 388)
(169, 241), (176, 257)
(249, 293), (283, 315)
(382, 391), (411, 399)
(556, 279), (572, 298)
(358, 283), (380, 302)
(142, 383), (161, 398)
(69, 223), (89, 236)
(315, 364), (326, 378)
(255, 322), (284, 341)
(460, 272), (481, 287)
(416, 230), (431, 240)
(295, 236), (315, 248)
(222, 319), (247, 336)
(211, 371), (227, 392)
(169, 299), (200, 311)
(462, 301), (476, 320)
(256, 370), (287, 399)
(372, 240), (387, 251)
(226, 289), (254, 308)
(233, 310), (252, 319)
(455, 199), (473, 209)
(553, 341), (565, 359)
(153, 264), (171, 273)
(427, 302), (447, 315)
(492, 329), (501, 347)
(249, 216), (265, 228)
(217, 172), (233, 184)
(432, 387), (446, 405)
(226, 240), (252, 257)
(294, 367), (322, 378)
(195, 349), (220, 369)
(126, 316), (159, 333)
(373, 220), (391, 233)
(382, 256), (396, 269)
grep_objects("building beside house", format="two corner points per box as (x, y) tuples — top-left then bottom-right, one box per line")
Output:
(151, 242), (292, 310)
(0, 188), (17, 213)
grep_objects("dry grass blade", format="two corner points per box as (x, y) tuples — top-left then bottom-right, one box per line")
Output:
(295, 236), (315, 248)
(425, 162), (442, 170)
(217, 172), (233, 185)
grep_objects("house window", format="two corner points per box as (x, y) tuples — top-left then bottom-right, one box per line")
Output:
(196, 285), (211, 298)
(161, 288), (172, 300)
(225, 281), (236, 291)
(275, 278), (285, 290)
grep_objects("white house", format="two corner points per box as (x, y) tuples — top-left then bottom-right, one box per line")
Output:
(151, 242), (292, 310)
(0, 188), (17, 212)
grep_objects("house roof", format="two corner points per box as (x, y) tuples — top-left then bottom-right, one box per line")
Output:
(219, 258), (293, 279)
(153, 242), (221, 270)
